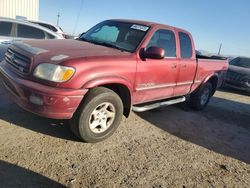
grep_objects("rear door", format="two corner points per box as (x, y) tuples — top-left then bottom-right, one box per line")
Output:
(134, 29), (179, 104)
(174, 31), (197, 96)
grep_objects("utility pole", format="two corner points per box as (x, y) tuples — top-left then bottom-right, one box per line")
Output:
(56, 12), (60, 26)
(218, 43), (222, 55)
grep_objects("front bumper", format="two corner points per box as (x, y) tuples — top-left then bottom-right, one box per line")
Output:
(0, 62), (88, 119)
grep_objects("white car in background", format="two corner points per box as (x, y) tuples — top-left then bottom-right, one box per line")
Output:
(29, 20), (65, 38)
(0, 17), (64, 61)
(0, 17), (64, 45)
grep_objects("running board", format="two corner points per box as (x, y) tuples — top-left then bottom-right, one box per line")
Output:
(132, 96), (186, 112)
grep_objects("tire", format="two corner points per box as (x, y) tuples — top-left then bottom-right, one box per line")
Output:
(70, 87), (123, 143)
(189, 82), (213, 110)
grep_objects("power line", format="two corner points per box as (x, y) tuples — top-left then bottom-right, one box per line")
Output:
(56, 12), (60, 26)
(73, 0), (84, 35)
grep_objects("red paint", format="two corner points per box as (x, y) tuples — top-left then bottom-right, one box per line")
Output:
(0, 19), (228, 119)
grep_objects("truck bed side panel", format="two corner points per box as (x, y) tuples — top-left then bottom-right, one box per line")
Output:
(190, 59), (228, 93)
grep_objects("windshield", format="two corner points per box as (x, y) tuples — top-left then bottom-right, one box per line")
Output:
(229, 57), (250, 68)
(80, 20), (150, 52)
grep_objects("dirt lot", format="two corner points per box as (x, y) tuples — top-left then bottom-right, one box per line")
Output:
(0, 82), (250, 188)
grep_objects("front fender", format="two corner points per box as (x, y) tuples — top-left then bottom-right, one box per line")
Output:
(83, 75), (133, 92)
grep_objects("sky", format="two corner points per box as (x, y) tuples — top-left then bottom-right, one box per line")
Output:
(40, 0), (250, 57)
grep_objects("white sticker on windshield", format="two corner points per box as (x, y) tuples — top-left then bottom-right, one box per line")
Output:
(131, 24), (149, 31)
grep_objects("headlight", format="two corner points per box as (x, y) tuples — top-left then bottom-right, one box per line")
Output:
(33, 63), (75, 82)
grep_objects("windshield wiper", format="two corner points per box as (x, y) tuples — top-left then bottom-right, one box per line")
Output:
(78, 38), (128, 52)
(100, 42), (125, 52)
(89, 40), (126, 52)
(77, 37), (89, 42)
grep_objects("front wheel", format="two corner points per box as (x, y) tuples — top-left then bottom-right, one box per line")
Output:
(70, 87), (123, 143)
(189, 82), (213, 110)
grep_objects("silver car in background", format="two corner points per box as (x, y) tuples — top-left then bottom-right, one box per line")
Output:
(0, 17), (64, 60)
(28, 20), (65, 38)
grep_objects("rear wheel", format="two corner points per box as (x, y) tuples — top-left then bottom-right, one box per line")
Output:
(70, 87), (123, 143)
(189, 82), (213, 110)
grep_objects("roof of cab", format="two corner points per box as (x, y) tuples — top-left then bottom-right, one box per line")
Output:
(108, 19), (189, 33)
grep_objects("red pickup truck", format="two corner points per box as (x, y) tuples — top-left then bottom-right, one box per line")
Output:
(0, 19), (228, 142)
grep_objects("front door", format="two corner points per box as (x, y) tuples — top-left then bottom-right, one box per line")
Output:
(134, 29), (179, 104)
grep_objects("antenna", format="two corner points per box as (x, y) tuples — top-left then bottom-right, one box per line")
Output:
(57, 12), (60, 26)
(218, 43), (222, 55)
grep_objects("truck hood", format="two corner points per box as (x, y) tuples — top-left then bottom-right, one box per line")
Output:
(12, 39), (130, 64)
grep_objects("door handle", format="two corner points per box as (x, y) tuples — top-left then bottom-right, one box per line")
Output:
(182, 64), (187, 68)
(171, 64), (177, 69)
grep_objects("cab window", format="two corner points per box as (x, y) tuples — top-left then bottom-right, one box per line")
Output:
(147, 29), (176, 57)
(179, 32), (193, 59)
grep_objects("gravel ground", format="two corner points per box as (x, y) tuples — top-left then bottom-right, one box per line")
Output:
(0, 83), (250, 188)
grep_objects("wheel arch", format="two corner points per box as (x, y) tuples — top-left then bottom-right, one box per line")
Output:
(83, 76), (133, 118)
(192, 73), (219, 97)
(204, 74), (219, 96)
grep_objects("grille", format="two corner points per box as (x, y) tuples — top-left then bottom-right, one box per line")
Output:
(5, 48), (31, 74)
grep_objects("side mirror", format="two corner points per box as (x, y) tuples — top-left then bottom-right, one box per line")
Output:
(144, 46), (165, 59)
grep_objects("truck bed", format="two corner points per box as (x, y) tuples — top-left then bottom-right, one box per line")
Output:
(191, 56), (228, 91)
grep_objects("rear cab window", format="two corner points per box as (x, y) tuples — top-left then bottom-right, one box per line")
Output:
(17, 24), (45, 39)
(147, 29), (176, 57)
(178, 32), (193, 59)
(0, 21), (13, 36)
